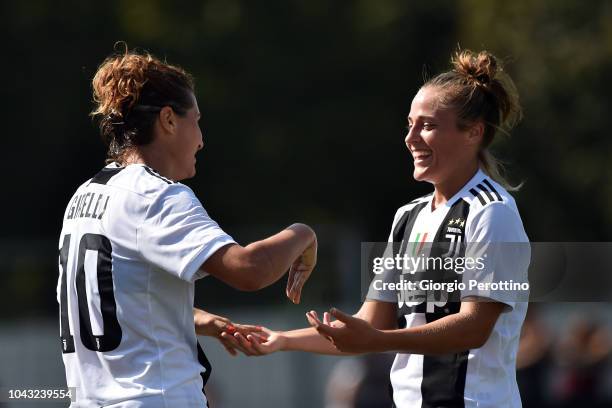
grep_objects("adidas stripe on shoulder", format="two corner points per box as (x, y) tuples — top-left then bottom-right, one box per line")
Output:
(469, 178), (503, 206)
(143, 166), (175, 185)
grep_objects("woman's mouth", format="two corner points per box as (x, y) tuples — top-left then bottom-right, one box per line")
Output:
(412, 150), (432, 164)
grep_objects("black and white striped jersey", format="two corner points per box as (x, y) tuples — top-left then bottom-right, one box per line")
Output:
(367, 169), (530, 408)
(57, 163), (235, 407)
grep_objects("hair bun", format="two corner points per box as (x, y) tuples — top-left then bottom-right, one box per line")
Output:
(91, 48), (151, 121)
(452, 50), (498, 88)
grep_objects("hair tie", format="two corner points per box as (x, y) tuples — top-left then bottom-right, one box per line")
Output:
(475, 74), (490, 85)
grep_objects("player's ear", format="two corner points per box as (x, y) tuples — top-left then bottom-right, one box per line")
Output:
(158, 106), (176, 135)
(466, 121), (484, 146)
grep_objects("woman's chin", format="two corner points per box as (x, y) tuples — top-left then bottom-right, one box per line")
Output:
(412, 167), (429, 182)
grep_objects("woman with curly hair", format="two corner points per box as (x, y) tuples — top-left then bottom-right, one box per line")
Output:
(57, 45), (317, 407)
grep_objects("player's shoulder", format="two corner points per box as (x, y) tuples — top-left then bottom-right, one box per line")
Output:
(394, 192), (433, 217)
(461, 171), (519, 216)
(90, 163), (192, 199)
(460, 171), (527, 240)
(462, 173), (528, 242)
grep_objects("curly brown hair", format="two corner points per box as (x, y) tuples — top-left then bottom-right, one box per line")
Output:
(424, 49), (523, 190)
(91, 43), (194, 163)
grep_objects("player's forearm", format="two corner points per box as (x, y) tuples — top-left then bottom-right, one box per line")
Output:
(245, 223), (316, 289)
(281, 327), (352, 356)
(380, 313), (489, 355)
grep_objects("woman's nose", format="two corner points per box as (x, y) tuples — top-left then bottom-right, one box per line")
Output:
(405, 125), (419, 146)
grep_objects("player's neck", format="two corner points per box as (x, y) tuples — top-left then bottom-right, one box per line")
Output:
(121, 147), (177, 181)
(431, 163), (478, 211)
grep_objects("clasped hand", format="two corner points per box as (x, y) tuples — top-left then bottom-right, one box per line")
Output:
(216, 308), (384, 356)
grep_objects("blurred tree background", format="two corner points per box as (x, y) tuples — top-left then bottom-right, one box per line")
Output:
(2, 0), (611, 318)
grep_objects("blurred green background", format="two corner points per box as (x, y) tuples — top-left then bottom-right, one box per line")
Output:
(1, 0), (611, 407)
(3, 0), (612, 315)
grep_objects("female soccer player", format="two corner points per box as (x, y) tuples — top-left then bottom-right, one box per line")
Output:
(57, 46), (317, 407)
(229, 50), (530, 408)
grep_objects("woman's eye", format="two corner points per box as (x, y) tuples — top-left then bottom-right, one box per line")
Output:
(423, 123), (436, 130)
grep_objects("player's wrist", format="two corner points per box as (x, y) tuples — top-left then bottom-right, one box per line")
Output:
(276, 331), (291, 351)
(379, 328), (409, 353)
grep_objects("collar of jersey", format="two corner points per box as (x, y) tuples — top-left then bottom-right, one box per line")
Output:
(105, 161), (141, 169)
(106, 162), (149, 170)
(424, 168), (486, 213)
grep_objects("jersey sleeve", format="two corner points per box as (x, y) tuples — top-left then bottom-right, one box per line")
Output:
(137, 184), (236, 282)
(366, 208), (405, 303)
(461, 202), (530, 311)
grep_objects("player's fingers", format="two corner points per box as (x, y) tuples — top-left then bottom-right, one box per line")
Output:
(221, 332), (256, 356)
(224, 323), (236, 335)
(247, 335), (271, 355)
(329, 308), (353, 324)
(290, 272), (309, 304)
(306, 311), (322, 327)
(306, 312), (335, 342)
(234, 332), (256, 355)
(246, 334), (273, 355)
(220, 339), (238, 356)
(247, 331), (269, 343)
(323, 312), (331, 326)
(287, 270), (301, 303)
(221, 331), (241, 349)
(232, 333), (253, 356)
(233, 324), (264, 334)
(315, 322), (337, 340)
(306, 314), (317, 328)
(286, 268), (295, 299)
(243, 325), (273, 338)
(291, 280), (303, 304)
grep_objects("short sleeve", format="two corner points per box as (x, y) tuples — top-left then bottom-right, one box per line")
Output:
(461, 203), (530, 311)
(137, 184), (236, 282)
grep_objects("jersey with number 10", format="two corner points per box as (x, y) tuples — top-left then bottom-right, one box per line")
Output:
(57, 163), (235, 407)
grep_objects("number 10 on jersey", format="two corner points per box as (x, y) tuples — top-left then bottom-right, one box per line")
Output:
(59, 233), (122, 353)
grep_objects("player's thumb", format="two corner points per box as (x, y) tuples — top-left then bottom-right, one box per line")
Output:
(329, 308), (352, 324)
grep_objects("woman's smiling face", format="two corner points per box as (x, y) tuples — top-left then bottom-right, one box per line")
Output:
(405, 86), (480, 186)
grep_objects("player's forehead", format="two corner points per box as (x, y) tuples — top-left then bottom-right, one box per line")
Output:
(407, 87), (448, 123)
(187, 92), (200, 116)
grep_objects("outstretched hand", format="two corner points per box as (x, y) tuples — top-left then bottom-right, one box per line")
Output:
(306, 308), (385, 354)
(219, 326), (286, 356)
(286, 236), (317, 304)
(194, 309), (267, 356)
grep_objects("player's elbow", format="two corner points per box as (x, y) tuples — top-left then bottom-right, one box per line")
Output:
(464, 326), (494, 350)
(456, 300), (504, 350)
(468, 333), (489, 349)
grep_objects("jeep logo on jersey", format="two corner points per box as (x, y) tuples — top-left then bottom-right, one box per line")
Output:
(397, 277), (449, 312)
(392, 199), (471, 317)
